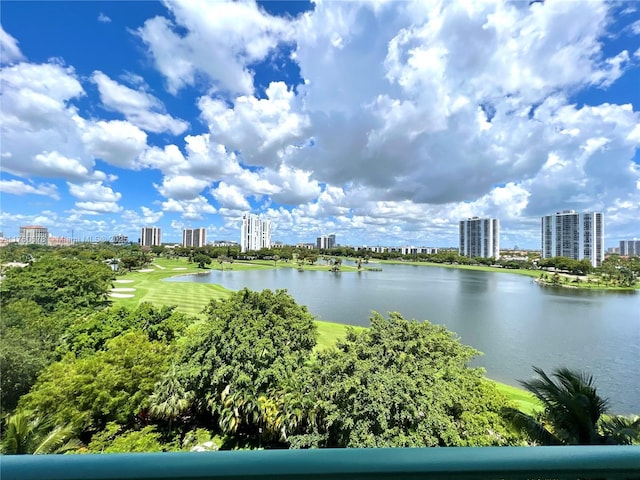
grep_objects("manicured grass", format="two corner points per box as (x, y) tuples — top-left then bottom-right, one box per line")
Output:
(242, 259), (367, 273)
(315, 320), (366, 350)
(110, 257), (230, 316)
(493, 381), (541, 415)
(112, 256), (540, 412)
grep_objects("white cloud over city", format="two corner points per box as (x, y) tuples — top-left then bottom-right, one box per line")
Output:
(1, 0), (639, 246)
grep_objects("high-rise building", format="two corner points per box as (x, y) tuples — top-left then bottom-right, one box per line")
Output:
(140, 227), (162, 247)
(19, 225), (49, 245)
(619, 240), (640, 257)
(459, 217), (500, 259)
(240, 214), (271, 253)
(316, 234), (336, 250)
(183, 228), (206, 248)
(541, 210), (604, 267)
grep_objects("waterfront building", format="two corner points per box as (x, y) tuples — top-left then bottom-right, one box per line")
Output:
(140, 227), (162, 247)
(459, 217), (500, 259)
(19, 225), (49, 245)
(316, 234), (336, 250)
(619, 239), (640, 256)
(241, 213), (271, 253)
(541, 210), (604, 267)
(182, 227), (206, 248)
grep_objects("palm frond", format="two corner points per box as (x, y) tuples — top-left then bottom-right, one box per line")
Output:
(503, 407), (562, 445)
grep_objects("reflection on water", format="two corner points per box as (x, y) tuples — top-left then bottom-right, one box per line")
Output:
(166, 264), (639, 414)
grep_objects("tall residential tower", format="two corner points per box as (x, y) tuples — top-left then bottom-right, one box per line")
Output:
(240, 214), (271, 253)
(459, 217), (500, 259)
(619, 240), (640, 256)
(19, 225), (49, 245)
(140, 227), (162, 247)
(316, 234), (336, 250)
(541, 210), (604, 267)
(182, 228), (206, 248)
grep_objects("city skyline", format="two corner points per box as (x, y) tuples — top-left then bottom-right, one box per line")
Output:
(1, 1), (639, 249)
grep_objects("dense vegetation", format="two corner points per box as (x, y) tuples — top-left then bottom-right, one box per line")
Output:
(1, 247), (638, 454)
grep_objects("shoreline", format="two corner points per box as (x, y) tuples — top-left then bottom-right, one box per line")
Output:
(374, 259), (639, 291)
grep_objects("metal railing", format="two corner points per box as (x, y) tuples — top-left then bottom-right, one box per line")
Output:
(2, 446), (639, 480)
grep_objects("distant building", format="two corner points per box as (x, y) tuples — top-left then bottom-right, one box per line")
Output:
(182, 228), (206, 248)
(48, 236), (73, 247)
(19, 225), (49, 245)
(140, 227), (162, 247)
(241, 214), (271, 253)
(620, 240), (640, 256)
(459, 217), (500, 259)
(541, 210), (604, 267)
(210, 240), (239, 247)
(296, 242), (316, 250)
(316, 234), (336, 250)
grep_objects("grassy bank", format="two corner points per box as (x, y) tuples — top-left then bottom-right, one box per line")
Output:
(376, 259), (544, 278)
(376, 259), (640, 290)
(110, 256), (540, 412)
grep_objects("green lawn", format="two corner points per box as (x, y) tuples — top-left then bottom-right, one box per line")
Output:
(493, 381), (541, 415)
(110, 257), (230, 316)
(111, 256), (540, 412)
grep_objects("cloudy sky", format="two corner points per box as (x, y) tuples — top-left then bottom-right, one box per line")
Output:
(1, 0), (639, 248)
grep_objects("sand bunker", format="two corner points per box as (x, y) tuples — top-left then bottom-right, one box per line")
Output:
(138, 269), (154, 272)
(114, 279), (134, 283)
(112, 287), (135, 292)
(110, 293), (135, 298)
(173, 267), (187, 270)
(153, 264), (166, 270)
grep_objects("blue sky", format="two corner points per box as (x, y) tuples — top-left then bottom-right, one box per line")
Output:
(1, 0), (639, 248)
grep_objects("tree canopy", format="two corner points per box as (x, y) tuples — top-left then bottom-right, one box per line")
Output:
(18, 331), (169, 433)
(0, 257), (114, 313)
(170, 288), (317, 444)
(289, 312), (517, 448)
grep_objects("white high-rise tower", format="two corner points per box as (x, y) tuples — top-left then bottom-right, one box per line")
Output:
(241, 214), (272, 253)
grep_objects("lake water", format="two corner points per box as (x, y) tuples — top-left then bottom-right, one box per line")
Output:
(165, 263), (640, 414)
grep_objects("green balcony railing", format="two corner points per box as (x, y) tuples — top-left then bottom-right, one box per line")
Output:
(2, 446), (639, 480)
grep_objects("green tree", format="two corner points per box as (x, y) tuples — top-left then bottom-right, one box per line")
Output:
(193, 253), (212, 269)
(149, 365), (194, 433)
(505, 366), (619, 445)
(62, 303), (191, 356)
(87, 423), (165, 453)
(599, 415), (640, 445)
(0, 256), (114, 313)
(290, 312), (517, 448)
(175, 289), (317, 444)
(0, 411), (80, 455)
(0, 331), (49, 412)
(19, 331), (169, 432)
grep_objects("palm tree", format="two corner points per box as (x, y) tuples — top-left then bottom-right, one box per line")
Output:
(506, 366), (611, 445)
(1, 411), (81, 454)
(599, 415), (640, 445)
(149, 365), (193, 433)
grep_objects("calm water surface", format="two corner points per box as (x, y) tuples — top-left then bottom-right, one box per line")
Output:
(166, 263), (639, 413)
